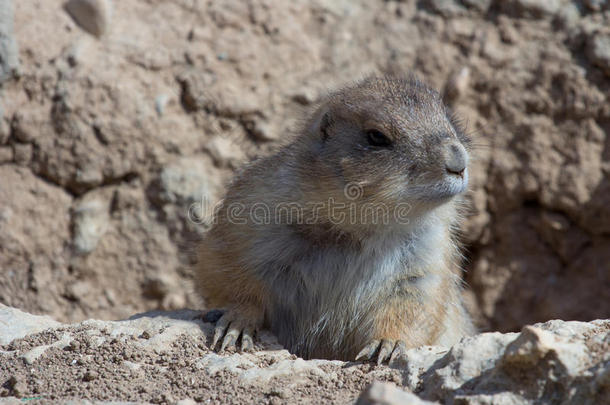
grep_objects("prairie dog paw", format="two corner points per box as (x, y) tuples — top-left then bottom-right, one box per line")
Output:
(204, 309), (261, 352)
(355, 339), (408, 365)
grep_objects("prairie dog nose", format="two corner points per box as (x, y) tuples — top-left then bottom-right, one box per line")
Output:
(444, 142), (468, 176)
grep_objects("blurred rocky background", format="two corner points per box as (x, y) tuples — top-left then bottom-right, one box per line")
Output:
(0, 0), (608, 331)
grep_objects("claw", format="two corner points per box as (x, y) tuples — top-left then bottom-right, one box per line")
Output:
(220, 324), (241, 351)
(389, 340), (407, 365)
(356, 340), (380, 361)
(377, 339), (395, 365)
(356, 339), (409, 364)
(211, 315), (231, 349)
(241, 326), (255, 352)
(209, 312), (259, 353)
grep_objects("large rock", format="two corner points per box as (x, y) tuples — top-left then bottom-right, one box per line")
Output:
(0, 307), (608, 404)
(0, 305), (61, 345)
(356, 382), (437, 405)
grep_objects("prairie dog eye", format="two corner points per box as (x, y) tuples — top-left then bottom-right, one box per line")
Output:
(366, 129), (392, 148)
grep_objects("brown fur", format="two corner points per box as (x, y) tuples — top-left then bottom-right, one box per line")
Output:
(194, 76), (475, 361)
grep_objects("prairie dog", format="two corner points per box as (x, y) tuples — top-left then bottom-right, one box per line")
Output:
(195, 76), (475, 362)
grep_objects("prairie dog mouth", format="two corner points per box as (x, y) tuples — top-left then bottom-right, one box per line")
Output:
(443, 168), (469, 195)
(414, 169), (469, 203)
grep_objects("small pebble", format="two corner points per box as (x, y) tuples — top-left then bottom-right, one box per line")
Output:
(587, 34), (610, 77)
(443, 66), (471, 104)
(155, 94), (169, 116)
(64, 0), (113, 38)
(83, 370), (98, 381)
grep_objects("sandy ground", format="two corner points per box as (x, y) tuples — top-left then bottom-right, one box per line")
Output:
(1, 306), (608, 404)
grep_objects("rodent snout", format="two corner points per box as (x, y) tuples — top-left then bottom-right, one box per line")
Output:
(444, 142), (468, 177)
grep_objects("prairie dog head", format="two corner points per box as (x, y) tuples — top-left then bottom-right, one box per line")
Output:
(302, 76), (471, 219)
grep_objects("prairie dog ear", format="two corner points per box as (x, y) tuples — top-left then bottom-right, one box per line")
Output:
(307, 104), (333, 142)
(319, 111), (331, 141)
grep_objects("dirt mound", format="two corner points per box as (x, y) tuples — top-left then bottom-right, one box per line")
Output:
(1, 0), (609, 333)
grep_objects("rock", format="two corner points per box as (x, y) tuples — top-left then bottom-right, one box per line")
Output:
(428, 0), (467, 17)
(239, 357), (335, 385)
(555, 2), (582, 31)
(420, 332), (519, 398)
(12, 143), (32, 165)
(141, 273), (187, 310)
(64, 0), (113, 38)
(155, 94), (169, 116)
(21, 333), (72, 364)
(0, 145), (12, 163)
(587, 34), (610, 77)
(64, 280), (93, 303)
(0, 0), (19, 82)
(82, 369), (99, 381)
(502, 325), (589, 375)
(443, 66), (471, 105)
(4, 375), (27, 397)
(0, 103), (8, 144)
(149, 155), (223, 237)
(141, 275), (172, 300)
(461, 0), (492, 13)
(248, 118), (277, 142)
(175, 399), (197, 405)
(419, 320), (609, 404)
(178, 71), (261, 117)
(533, 319), (602, 337)
(205, 136), (246, 168)
(0, 123), (7, 145)
(152, 157), (219, 207)
(0, 304), (62, 345)
(11, 111), (38, 143)
(0, 308), (607, 404)
(71, 192), (110, 255)
(501, 0), (562, 18)
(195, 353), (257, 376)
(64, 41), (85, 67)
(29, 88), (146, 195)
(453, 392), (526, 404)
(291, 87), (317, 105)
(356, 382), (437, 405)
(583, 0), (609, 11)
(392, 346), (448, 391)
